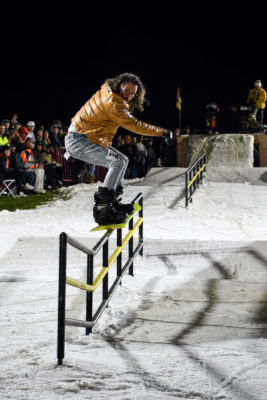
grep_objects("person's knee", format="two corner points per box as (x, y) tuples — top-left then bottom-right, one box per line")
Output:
(112, 154), (128, 170)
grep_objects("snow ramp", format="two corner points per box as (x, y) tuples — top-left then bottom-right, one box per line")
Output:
(135, 166), (267, 186)
(185, 134), (254, 167)
(134, 167), (186, 186)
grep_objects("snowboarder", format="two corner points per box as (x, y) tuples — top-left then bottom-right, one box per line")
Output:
(65, 72), (173, 225)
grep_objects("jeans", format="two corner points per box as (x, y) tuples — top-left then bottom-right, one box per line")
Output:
(65, 131), (128, 190)
(251, 107), (264, 125)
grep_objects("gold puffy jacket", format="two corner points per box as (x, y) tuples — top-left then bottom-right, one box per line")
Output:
(71, 83), (163, 147)
(247, 87), (267, 109)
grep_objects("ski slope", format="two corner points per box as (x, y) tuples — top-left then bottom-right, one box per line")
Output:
(0, 167), (267, 400)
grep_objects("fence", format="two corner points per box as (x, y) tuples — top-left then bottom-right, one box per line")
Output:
(55, 147), (75, 184)
(55, 147), (108, 185)
(185, 153), (207, 206)
(57, 192), (143, 365)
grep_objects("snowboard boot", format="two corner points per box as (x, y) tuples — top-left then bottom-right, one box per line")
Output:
(93, 187), (127, 225)
(113, 185), (134, 215)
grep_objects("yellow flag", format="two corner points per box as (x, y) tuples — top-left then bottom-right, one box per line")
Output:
(176, 86), (182, 110)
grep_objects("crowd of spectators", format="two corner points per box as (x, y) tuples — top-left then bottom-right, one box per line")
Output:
(114, 134), (155, 178)
(112, 131), (180, 177)
(1, 114), (179, 197)
(2, 81), (266, 197)
(4, 101), (265, 199)
(0, 114), (68, 197)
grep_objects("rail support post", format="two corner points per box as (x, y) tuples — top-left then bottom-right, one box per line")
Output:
(139, 196), (143, 256)
(103, 241), (109, 303)
(117, 228), (122, 279)
(57, 232), (67, 365)
(86, 254), (94, 335)
(129, 217), (134, 276)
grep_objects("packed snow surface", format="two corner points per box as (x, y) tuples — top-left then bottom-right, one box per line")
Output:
(0, 167), (267, 400)
(185, 134), (254, 167)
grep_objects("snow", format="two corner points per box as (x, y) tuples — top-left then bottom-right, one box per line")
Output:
(1, 166), (267, 399)
(186, 134), (254, 167)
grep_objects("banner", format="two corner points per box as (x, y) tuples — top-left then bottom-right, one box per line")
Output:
(176, 86), (182, 110)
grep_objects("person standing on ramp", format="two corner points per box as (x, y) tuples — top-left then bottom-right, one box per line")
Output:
(247, 79), (267, 127)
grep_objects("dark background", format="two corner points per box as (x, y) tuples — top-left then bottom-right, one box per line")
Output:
(1, 2), (266, 132)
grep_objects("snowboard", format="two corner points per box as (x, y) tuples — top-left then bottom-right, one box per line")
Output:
(90, 203), (141, 231)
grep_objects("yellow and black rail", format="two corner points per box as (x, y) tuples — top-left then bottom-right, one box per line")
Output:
(185, 154), (207, 206)
(57, 192), (143, 365)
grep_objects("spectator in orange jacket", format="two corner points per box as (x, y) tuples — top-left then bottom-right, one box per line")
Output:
(20, 139), (45, 193)
(10, 143), (36, 189)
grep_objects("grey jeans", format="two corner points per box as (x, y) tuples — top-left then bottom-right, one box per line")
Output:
(65, 131), (128, 190)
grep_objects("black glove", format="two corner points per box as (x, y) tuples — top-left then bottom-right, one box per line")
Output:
(162, 129), (173, 140)
(143, 97), (151, 108)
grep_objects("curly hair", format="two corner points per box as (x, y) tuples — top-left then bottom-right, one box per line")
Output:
(104, 72), (146, 111)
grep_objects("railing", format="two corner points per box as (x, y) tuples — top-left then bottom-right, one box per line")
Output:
(185, 154), (207, 206)
(56, 147), (75, 184)
(55, 147), (107, 185)
(57, 192), (143, 365)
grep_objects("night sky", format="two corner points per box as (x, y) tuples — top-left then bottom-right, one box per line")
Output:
(1, 2), (266, 132)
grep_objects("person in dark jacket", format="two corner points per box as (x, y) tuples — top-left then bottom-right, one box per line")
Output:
(0, 145), (27, 196)
(49, 125), (60, 148)
(123, 136), (137, 179)
(145, 138), (156, 174)
(57, 126), (66, 147)
(134, 135), (147, 178)
(34, 142), (63, 189)
(10, 143), (36, 189)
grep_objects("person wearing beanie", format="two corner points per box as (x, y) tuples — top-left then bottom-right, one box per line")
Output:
(18, 126), (29, 143)
(8, 126), (23, 148)
(26, 121), (36, 148)
(247, 80), (267, 126)
(1, 119), (10, 138)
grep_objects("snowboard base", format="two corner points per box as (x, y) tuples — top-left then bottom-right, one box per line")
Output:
(90, 204), (141, 231)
